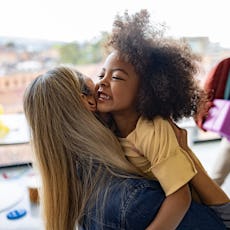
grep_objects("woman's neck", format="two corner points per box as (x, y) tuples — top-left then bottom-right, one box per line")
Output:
(113, 113), (140, 138)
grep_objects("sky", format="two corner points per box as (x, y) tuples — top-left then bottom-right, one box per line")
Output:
(0, 0), (230, 47)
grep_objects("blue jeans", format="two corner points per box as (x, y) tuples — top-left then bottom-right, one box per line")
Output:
(80, 178), (226, 229)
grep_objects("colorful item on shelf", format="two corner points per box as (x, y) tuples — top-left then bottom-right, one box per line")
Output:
(203, 99), (230, 140)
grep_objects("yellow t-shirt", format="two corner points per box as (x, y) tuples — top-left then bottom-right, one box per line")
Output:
(119, 116), (197, 196)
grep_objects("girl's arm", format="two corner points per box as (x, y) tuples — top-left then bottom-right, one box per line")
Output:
(168, 119), (229, 205)
(146, 184), (191, 230)
(186, 149), (229, 205)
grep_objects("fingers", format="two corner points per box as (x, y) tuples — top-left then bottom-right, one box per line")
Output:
(195, 100), (214, 131)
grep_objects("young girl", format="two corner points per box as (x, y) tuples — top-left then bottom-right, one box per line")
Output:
(96, 10), (230, 229)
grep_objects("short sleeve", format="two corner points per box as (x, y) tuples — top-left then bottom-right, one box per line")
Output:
(135, 117), (197, 196)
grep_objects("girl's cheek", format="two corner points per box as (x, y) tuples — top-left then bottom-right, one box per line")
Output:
(95, 83), (99, 92)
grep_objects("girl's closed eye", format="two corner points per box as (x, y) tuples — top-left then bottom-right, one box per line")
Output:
(112, 75), (124, 80)
(97, 74), (104, 79)
(97, 70), (105, 80)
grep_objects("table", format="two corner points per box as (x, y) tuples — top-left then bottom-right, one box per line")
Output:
(0, 115), (43, 229)
(0, 113), (32, 167)
(0, 113), (30, 145)
(0, 166), (44, 230)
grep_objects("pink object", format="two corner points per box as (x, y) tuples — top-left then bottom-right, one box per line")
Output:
(203, 99), (230, 140)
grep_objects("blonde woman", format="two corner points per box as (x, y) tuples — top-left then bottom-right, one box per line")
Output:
(23, 66), (162, 230)
(23, 66), (226, 230)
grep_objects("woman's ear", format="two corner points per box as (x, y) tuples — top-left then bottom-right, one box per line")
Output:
(81, 93), (87, 100)
(81, 93), (96, 112)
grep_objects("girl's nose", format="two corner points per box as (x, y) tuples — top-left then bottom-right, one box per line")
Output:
(95, 73), (109, 92)
(98, 75), (109, 87)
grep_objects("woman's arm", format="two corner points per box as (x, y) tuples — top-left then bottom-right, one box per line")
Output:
(146, 184), (191, 230)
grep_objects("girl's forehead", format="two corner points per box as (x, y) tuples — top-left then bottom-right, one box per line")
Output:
(105, 51), (128, 67)
(104, 51), (138, 76)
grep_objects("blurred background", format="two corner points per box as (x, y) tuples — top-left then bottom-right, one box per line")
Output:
(0, 0), (229, 229)
(1, 0), (230, 113)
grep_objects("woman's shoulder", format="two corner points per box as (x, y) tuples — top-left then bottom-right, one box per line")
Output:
(121, 177), (162, 191)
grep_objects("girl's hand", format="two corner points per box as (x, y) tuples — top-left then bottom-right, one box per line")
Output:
(194, 101), (214, 131)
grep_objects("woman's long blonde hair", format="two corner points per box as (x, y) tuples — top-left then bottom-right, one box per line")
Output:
(23, 66), (141, 230)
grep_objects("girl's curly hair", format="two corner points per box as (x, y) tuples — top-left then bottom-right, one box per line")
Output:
(105, 9), (204, 121)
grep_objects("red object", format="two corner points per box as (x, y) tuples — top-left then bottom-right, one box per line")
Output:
(204, 58), (230, 100)
(195, 58), (230, 130)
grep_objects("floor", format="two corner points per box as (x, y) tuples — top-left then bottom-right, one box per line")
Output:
(191, 139), (230, 197)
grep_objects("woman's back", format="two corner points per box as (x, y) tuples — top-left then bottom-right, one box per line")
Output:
(80, 178), (225, 230)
